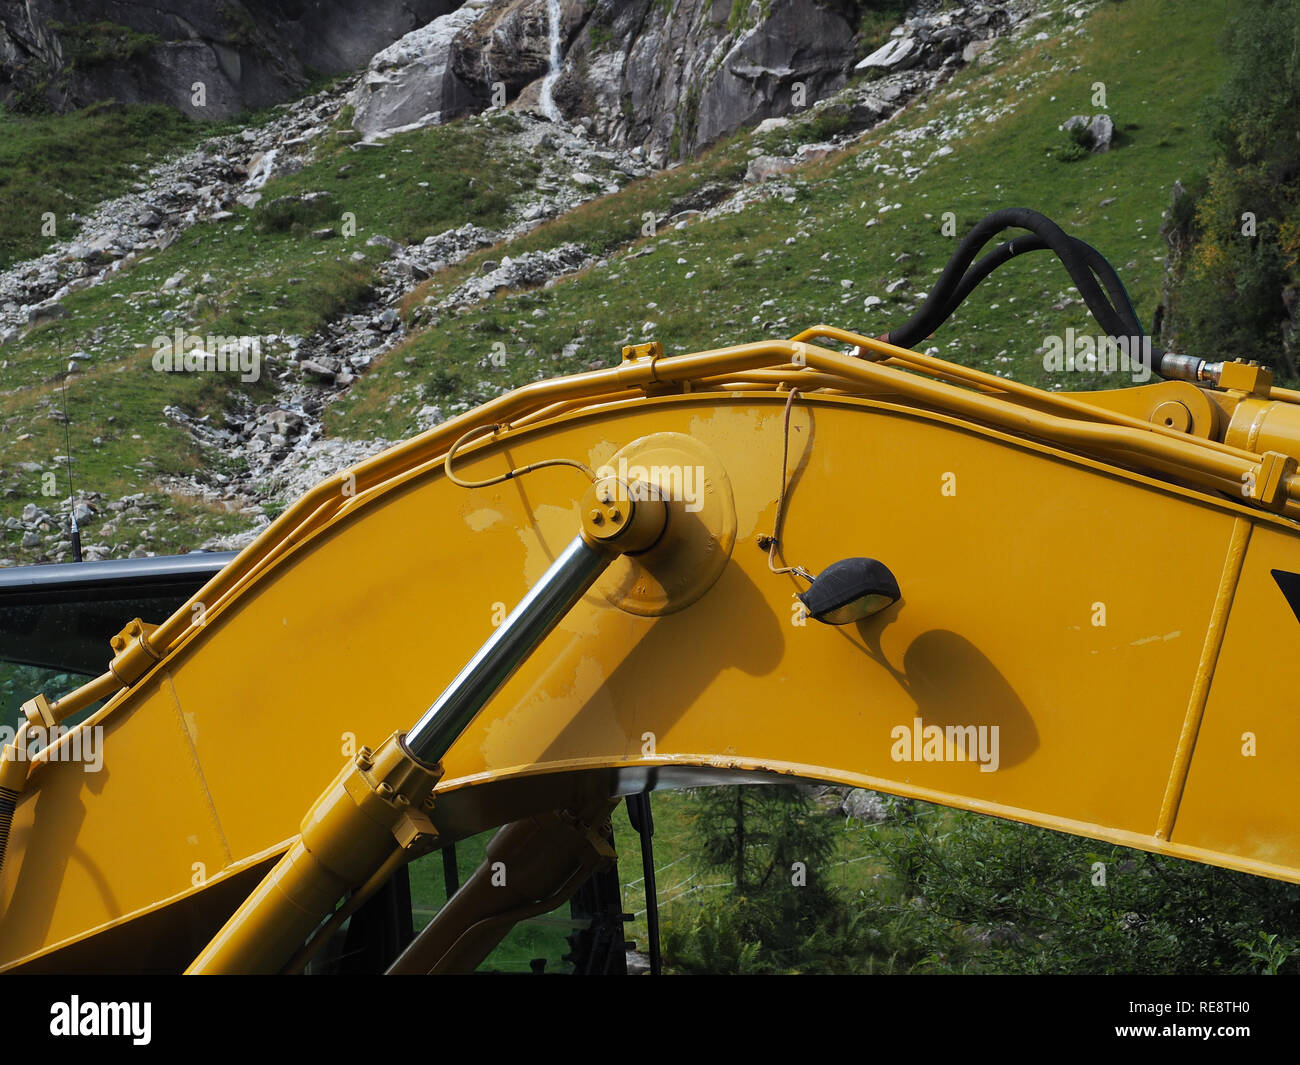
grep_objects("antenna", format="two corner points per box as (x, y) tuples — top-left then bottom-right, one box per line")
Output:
(57, 334), (82, 563)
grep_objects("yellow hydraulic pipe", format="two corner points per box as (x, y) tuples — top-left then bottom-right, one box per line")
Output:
(794, 325), (1251, 455)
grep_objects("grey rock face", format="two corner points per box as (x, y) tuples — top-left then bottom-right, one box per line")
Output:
(354, 0), (859, 159)
(450, 0), (581, 96)
(557, 0), (859, 159)
(354, 0), (1023, 161)
(0, 0), (458, 118)
(349, 1), (492, 140)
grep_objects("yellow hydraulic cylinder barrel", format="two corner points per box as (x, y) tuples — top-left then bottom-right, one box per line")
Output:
(187, 732), (440, 974)
(1223, 395), (1300, 459)
(189, 490), (664, 973)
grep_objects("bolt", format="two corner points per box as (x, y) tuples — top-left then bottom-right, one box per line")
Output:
(356, 747), (374, 770)
(608, 507), (622, 522)
(377, 782), (395, 798)
(589, 509), (605, 525)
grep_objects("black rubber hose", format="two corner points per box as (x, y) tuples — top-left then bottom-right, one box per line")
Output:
(934, 235), (1145, 338)
(957, 236), (1165, 370)
(884, 208), (1136, 349)
(1072, 238), (1145, 337)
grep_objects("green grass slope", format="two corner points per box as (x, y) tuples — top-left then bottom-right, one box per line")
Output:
(333, 0), (1232, 444)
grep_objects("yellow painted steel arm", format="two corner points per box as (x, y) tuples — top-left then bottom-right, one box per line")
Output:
(4, 325), (1300, 972)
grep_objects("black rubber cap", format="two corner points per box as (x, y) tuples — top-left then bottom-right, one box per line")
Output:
(798, 557), (900, 625)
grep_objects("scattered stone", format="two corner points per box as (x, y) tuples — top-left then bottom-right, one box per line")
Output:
(299, 359), (338, 382)
(842, 789), (892, 823)
(745, 156), (799, 183)
(1089, 113), (1115, 152)
(366, 233), (404, 254)
(27, 301), (67, 323)
(856, 37), (918, 72)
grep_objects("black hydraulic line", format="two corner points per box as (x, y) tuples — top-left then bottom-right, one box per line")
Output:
(1073, 239), (1145, 337)
(441, 843), (460, 898)
(626, 792), (662, 976)
(946, 234), (1045, 309)
(935, 235), (1145, 338)
(884, 208), (1137, 351)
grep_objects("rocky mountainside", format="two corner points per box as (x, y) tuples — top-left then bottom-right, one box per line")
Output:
(4, 0), (1231, 572)
(0, 0), (456, 116)
(353, 0), (1019, 161)
(3, 0), (1022, 158)
(0, 0), (1043, 565)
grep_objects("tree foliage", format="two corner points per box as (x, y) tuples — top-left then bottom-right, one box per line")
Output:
(663, 784), (863, 973)
(1160, 0), (1300, 378)
(661, 787), (1300, 974)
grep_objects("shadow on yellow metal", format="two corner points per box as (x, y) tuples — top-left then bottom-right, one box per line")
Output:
(4, 325), (1300, 972)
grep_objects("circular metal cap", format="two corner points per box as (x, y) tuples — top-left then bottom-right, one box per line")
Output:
(591, 433), (737, 616)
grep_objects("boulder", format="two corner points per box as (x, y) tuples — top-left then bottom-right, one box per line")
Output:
(349, 1), (492, 139)
(842, 789), (892, 823)
(744, 155), (798, 183)
(1062, 112), (1116, 153)
(1089, 113), (1115, 152)
(856, 37), (919, 72)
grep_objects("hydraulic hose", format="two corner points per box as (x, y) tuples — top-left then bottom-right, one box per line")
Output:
(944, 235), (1144, 336)
(882, 208), (1166, 373)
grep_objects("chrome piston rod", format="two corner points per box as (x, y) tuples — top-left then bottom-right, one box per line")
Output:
(405, 534), (610, 764)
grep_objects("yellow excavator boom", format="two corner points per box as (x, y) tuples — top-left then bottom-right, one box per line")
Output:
(3, 321), (1299, 973)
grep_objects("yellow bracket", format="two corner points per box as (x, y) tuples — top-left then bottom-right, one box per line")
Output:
(1219, 360), (1274, 397)
(107, 619), (162, 688)
(344, 734), (442, 858)
(1252, 451), (1298, 510)
(621, 340), (678, 394)
(20, 694), (55, 730)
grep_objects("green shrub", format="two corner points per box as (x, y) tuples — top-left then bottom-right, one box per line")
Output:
(1159, 0), (1300, 379)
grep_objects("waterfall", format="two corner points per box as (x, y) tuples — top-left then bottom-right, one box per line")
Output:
(538, 0), (563, 122)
